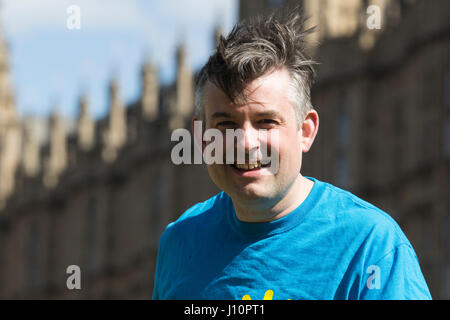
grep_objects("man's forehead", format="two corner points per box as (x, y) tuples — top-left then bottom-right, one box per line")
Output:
(203, 83), (267, 113)
(203, 68), (290, 110)
(203, 81), (230, 102)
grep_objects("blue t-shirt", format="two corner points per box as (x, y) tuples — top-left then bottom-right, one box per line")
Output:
(153, 177), (431, 300)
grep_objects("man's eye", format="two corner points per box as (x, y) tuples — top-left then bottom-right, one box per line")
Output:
(259, 119), (277, 125)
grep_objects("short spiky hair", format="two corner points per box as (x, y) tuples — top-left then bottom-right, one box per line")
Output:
(194, 7), (317, 124)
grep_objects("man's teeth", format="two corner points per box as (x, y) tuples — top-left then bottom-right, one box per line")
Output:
(234, 162), (261, 170)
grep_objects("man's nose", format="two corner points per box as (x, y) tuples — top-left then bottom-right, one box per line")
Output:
(236, 124), (260, 161)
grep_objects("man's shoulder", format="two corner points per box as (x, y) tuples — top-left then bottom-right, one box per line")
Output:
(175, 191), (227, 223)
(160, 191), (228, 242)
(314, 179), (409, 244)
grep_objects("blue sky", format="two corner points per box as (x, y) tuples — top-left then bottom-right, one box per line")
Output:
(2, 0), (238, 120)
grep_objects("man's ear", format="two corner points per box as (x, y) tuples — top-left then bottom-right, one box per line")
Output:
(192, 117), (204, 154)
(300, 109), (319, 153)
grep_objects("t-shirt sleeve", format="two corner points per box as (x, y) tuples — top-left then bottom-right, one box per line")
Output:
(152, 227), (171, 300)
(359, 243), (432, 300)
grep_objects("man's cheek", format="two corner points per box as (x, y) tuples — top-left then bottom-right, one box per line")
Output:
(266, 148), (279, 175)
(262, 131), (280, 175)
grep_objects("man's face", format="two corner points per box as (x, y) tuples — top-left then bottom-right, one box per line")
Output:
(202, 68), (305, 205)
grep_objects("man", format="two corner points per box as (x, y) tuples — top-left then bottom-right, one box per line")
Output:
(152, 11), (431, 300)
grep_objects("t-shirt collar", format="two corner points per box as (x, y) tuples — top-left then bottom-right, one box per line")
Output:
(226, 177), (322, 240)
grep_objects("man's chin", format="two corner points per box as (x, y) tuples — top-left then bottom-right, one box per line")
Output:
(229, 184), (272, 202)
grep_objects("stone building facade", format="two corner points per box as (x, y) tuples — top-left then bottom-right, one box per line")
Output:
(0, 0), (449, 299)
(0, 35), (219, 298)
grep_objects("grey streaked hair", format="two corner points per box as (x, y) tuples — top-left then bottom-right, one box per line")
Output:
(194, 7), (317, 125)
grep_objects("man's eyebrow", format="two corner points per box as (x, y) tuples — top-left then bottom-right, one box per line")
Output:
(211, 111), (232, 119)
(254, 110), (283, 118)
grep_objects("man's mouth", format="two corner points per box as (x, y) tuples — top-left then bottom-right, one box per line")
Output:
(231, 161), (271, 171)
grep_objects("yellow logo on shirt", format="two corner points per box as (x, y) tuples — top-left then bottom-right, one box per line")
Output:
(242, 290), (274, 300)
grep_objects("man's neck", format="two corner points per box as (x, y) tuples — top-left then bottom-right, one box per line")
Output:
(232, 175), (314, 223)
